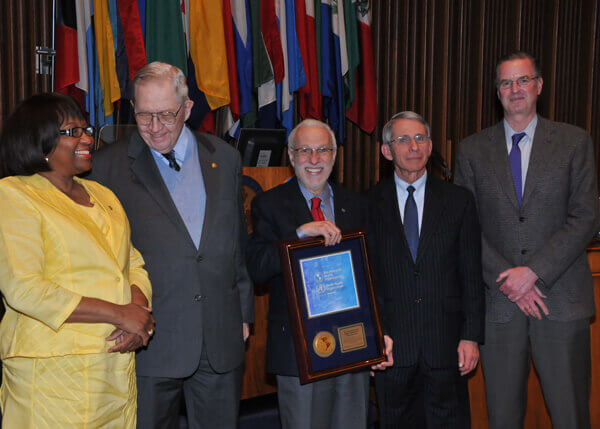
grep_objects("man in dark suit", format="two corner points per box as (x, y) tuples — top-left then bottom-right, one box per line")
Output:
(247, 119), (392, 429)
(369, 111), (484, 428)
(454, 52), (598, 428)
(90, 62), (253, 428)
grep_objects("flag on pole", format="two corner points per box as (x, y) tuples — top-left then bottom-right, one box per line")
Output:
(346, 0), (376, 133)
(231, 0), (253, 117)
(223, 0), (240, 119)
(320, 0), (344, 143)
(296, 0), (322, 120)
(117, 0), (146, 81)
(189, 0), (230, 110)
(55, 1), (79, 93)
(145, 0), (187, 75)
(343, 0), (360, 109)
(93, 0), (121, 115)
(276, 0), (306, 135)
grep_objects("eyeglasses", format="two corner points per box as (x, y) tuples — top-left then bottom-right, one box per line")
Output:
(135, 105), (182, 126)
(59, 126), (95, 138)
(498, 75), (538, 90)
(389, 134), (430, 146)
(292, 147), (336, 159)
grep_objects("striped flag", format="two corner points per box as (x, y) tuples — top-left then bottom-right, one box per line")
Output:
(55, 0), (79, 93)
(320, 0), (344, 143)
(346, 0), (376, 133)
(276, 0), (306, 135)
(223, 0), (240, 119)
(93, 0), (121, 115)
(296, 0), (322, 120)
(117, 0), (146, 81)
(231, 0), (253, 116)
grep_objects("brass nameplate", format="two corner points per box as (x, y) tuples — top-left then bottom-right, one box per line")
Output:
(337, 323), (367, 353)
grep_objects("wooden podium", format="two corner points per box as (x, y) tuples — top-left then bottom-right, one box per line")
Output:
(241, 167), (293, 399)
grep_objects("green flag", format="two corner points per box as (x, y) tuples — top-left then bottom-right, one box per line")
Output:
(145, 0), (187, 76)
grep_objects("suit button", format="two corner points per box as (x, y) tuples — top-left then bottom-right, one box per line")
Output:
(519, 217), (525, 222)
(414, 298), (422, 304)
(194, 294), (204, 301)
(196, 255), (203, 262)
(414, 270), (420, 277)
(521, 249), (527, 255)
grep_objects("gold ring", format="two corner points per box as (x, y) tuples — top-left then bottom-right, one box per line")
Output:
(524, 306), (530, 311)
(148, 329), (154, 336)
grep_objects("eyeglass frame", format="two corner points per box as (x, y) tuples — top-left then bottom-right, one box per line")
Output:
(387, 133), (431, 146)
(134, 104), (183, 126)
(59, 126), (95, 138)
(497, 75), (539, 90)
(291, 146), (336, 158)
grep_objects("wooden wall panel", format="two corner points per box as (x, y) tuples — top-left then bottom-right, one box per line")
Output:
(0, 0), (52, 129)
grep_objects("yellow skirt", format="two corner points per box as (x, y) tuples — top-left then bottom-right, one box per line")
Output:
(0, 352), (136, 428)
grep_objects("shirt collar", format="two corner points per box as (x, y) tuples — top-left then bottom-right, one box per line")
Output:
(394, 170), (427, 194)
(150, 126), (191, 164)
(297, 180), (333, 205)
(503, 114), (538, 147)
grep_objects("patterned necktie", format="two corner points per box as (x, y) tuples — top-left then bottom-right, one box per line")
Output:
(509, 132), (526, 204)
(311, 197), (325, 221)
(404, 185), (419, 262)
(162, 150), (181, 171)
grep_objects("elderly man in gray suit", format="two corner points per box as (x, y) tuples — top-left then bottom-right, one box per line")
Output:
(454, 52), (598, 428)
(90, 62), (253, 428)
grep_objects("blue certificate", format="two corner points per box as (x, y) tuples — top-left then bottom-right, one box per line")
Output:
(299, 250), (360, 318)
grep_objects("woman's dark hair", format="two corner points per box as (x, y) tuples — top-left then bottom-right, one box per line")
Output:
(0, 93), (87, 178)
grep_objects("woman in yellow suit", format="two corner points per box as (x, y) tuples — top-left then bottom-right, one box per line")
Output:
(0, 93), (154, 428)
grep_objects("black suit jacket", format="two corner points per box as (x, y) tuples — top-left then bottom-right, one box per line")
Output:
(89, 129), (253, 377)
(368, 175), (484, 368)
(246, 178), (366, 376)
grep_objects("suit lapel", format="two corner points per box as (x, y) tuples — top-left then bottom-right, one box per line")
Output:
(332, 184), (353, 230)
(379, 177), (414, 263)
(25, 175), (120, 266)
(416, 177), (445, 263)
(196, 137), (220, 255)
(128, 132), (194, 246)
(486, 122), (521, 210)
(522, 117), (552, 205)
(285, 178), (314, 226)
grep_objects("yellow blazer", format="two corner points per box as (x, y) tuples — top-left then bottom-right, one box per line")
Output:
(0, 174), (152, 359)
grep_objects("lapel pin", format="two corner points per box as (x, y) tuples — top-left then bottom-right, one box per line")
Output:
(341, 208), (346, 213)
(211, 162), (217, 168)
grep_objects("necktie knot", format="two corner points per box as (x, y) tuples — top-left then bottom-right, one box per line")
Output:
(311, 197), (325, 222)
(407, 185), (415, 196)
(511, 132), (526, 147)
(162, 150), (181, 171)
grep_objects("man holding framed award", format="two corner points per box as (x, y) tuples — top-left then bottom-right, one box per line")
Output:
(369, 111), (485, 428)
(247, 119), (392, 429)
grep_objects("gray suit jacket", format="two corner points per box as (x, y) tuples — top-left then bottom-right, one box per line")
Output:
(89, 129), (253, 377)
(454, 117), (598, 322)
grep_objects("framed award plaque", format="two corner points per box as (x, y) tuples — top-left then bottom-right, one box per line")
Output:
(279, 229), (386, 384)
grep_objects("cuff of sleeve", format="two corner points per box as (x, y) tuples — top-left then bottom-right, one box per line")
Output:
(47, 294), (83, 332)
(296, 227), (306, 239)
(130, 276), (152, 307)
